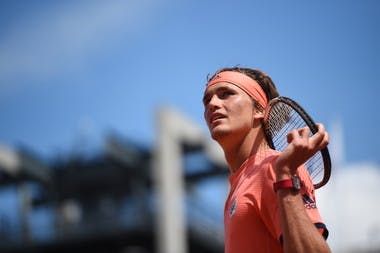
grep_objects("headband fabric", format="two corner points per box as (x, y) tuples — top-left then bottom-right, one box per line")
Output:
(206, 71), (268, 108)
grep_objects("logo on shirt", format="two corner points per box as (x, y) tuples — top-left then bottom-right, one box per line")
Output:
(302, 194), (317, 209)
(229, 199), (237, 217)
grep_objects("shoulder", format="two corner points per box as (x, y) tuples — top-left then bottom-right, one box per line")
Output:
(245, 149), (280, 175)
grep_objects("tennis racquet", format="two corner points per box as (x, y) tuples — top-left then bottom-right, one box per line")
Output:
(263, 96), (331, 189)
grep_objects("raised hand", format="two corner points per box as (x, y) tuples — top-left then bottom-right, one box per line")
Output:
(275, 123), (329, 179)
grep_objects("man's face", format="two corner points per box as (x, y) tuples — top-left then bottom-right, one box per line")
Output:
(203, 82), (255, 141)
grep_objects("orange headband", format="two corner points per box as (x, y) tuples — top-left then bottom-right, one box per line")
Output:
(207, 71), (268, 108)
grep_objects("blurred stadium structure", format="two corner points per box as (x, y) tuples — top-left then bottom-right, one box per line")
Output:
(0, 107), (227, 253)
(0, 107), (379, 253)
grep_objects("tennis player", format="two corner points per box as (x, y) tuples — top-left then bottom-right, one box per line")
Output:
(202, 67), (331, 253)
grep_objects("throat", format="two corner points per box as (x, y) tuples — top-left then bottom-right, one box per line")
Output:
(221, 131), (269, 173)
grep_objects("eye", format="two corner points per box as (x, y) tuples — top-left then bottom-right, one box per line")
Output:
(202, 94), (211, 106)
(219, 90), (233, 99)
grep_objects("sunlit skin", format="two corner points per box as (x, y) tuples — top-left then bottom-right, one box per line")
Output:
(203, 82), (254, 140)
(203, 82), (267, 172)
(276, 124), (329, 179)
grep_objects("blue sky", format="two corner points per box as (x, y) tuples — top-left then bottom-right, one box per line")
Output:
(0, 0), (379, 164)
(0, 1), (380, 251)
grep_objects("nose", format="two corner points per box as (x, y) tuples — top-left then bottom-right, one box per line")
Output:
(204, 94), (221, 118)
(207, 94), (222, 109)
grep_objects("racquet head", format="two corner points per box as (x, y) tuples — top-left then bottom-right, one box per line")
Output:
(263, 96), (331, 189)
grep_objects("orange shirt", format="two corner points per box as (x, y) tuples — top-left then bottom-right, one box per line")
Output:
(224, 149), (327, 253)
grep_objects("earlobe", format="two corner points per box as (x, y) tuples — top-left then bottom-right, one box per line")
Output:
(251, 109), (265, 128)
(253, 109), (265, 119)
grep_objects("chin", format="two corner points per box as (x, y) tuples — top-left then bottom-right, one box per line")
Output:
(210, 128), (230, 142)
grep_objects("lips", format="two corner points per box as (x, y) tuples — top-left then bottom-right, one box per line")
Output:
(209, 113), (226, 125)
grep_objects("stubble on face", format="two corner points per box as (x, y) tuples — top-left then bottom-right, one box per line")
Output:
(204, 83), (255, 144)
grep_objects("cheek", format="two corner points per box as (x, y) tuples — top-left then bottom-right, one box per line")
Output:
(203, 109), (213, 130)
(203, 108), (208, 122)
(230, 98), (253, 116)
(229, 100), (254, 126)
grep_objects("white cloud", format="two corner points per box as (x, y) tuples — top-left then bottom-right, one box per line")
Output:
(317, 162), (380, 252)
(317, 119), (380, 251)
(0, 0), (169, 86)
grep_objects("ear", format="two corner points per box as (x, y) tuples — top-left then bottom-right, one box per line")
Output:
(253, 107), (265, 120)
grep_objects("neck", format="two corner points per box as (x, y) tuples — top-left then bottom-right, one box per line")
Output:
(219, 129), (269, 173)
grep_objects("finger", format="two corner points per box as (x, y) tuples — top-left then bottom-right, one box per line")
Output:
(323, 132), (330, 146)
(298, 126), (311, 139)
(319, 125), (330, 148)
(315, 123), (325, 133)
(286, 129), (298, 144)
(310, 124), (328, 149)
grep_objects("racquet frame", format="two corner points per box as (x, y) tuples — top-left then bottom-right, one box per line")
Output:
(263, 96), (331, 189)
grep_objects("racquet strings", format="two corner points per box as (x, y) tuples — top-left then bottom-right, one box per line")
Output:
(266, 101), (324, 186)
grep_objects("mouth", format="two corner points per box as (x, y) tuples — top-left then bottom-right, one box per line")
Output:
(209, 113), (226, 125)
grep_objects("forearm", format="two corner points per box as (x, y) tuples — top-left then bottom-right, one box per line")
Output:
(277, 189), (331, 253)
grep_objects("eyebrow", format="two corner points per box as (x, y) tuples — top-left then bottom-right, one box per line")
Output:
(202, 86), (233, 104)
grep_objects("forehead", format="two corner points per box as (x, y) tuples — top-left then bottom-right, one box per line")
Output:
(203, 81), (247, 97)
